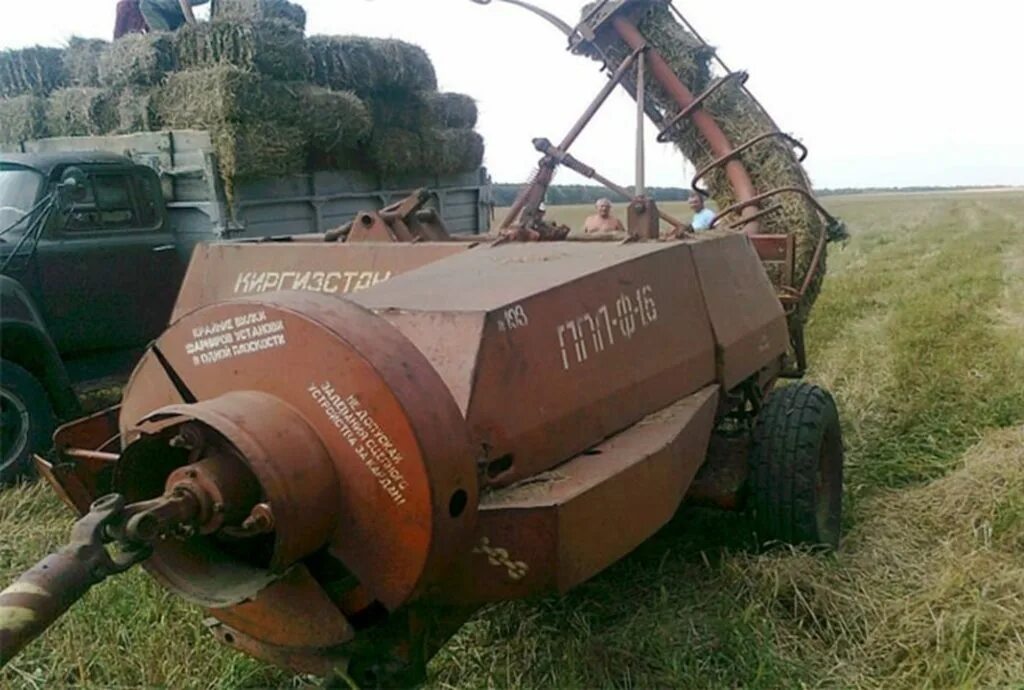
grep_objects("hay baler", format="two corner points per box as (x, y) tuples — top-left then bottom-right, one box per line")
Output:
(0, 1), (846, 686)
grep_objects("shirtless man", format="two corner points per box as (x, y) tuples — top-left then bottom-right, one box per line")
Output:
(582, 198), (625, 234)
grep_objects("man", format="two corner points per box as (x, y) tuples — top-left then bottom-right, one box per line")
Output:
(688, 193), (716, 232)
(115, 0), (148, 38)
(140, 0), (207, 32)
(582, 198), (626, 234)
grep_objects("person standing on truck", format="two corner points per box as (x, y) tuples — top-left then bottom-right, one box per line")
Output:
(114, 0), (148, 38)
(139, 0), (207, 32)
(582, 198), (626, 234)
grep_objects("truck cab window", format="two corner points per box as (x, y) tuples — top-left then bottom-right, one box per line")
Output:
(65, 174), (139, 232)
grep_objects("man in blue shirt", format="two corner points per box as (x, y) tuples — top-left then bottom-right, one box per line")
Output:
(140, 0), (208, 32)
(688, 193), (716, 232)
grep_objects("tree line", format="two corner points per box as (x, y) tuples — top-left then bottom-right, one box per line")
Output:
(491, 184), (690, 207)
(491, 184), (1011, 207)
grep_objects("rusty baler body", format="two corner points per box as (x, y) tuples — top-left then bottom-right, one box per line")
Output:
(3, 232), (788, 680)
(1, 1), (845, 685)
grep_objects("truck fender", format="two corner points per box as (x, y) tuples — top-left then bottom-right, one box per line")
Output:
(0, 276), (80, 420)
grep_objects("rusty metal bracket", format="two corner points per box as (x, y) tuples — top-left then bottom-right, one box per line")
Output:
(656, 71), (749, 143)
(692, 131), (808, 197)
(533, 138), (686, 231)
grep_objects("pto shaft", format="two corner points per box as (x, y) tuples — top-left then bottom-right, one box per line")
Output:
(0, 495), (151, 667)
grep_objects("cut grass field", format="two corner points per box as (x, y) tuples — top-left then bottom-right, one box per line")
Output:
(2, 190), (1023, 689)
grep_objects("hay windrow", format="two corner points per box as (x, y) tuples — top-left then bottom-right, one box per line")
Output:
(0, 96), (48, 145)
(738, 426), (1024, 688)
(64, 37), (108, 87)
(99, 33), (177, 87)
(175, 20), (312, 82)
(215, 0), (307, 31)
(0, 46), (67, 97)
(308, 36), (437, 95)
(45, 87), (117, 137)
(426, 91), (478, 129)
(115, 86), (161, 133)
(586, 1), (826, 324)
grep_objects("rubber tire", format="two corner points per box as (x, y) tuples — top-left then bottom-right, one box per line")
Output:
(0, 360), (55, 485)
(748, 382), (844, 548)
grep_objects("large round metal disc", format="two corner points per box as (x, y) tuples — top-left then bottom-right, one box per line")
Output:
(120, 292), (478, 610)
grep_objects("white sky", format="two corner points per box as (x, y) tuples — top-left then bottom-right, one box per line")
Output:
(1, 1), (1022, 188)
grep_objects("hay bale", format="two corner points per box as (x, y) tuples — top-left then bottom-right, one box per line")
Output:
(212, 121), (306, 201)
(115, 86), (161, 133)
(0, 96), (48, 145)
(45, 88), (117, 137)
(157, 66), (284, 127)
(176, 20), (311, 81)
(99, 33), (177, 87)
(366, 127), (484, 179)
(424, 128), (485, 176)
(308, 36), (437, 95)
(365, 91), (432, 131)
(0, 47), (66, 97)
(426, 92), (478, 129)
(64, 37), (108, 87)
(366, 128), (426, 179)
(584, 2), (827, 325)
(293, 86), (371, 156)
(215, 0), (307, 31)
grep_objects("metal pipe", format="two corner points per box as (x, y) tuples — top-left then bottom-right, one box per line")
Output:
(467, 0), (575, 37)
(635, 51), (646, 198)
(558, 45), (644, 153)
(610, 17), (762, 233)
(500, 47), (644, 230)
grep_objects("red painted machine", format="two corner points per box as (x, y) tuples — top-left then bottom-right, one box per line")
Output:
(0, 2), (845, 687)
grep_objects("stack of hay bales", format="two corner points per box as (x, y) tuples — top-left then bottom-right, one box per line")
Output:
(0, 0), (485, 197)
(308, 35), (484, 178)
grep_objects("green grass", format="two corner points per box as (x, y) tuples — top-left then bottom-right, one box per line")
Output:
(2, 190), (1023, 689)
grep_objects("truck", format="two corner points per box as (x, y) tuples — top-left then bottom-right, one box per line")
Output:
(0, 129), (493, 483)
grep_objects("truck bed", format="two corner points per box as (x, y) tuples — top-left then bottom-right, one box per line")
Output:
(7, 130), (493, 240)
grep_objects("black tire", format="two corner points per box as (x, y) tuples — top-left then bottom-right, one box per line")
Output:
(0, 360), (55, 485)
(748, 382), (844, 548)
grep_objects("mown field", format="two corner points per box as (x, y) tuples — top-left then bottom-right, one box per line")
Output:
(2, 190), (1023, 689)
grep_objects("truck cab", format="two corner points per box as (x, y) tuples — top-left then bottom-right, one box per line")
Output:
(0, 152), (183, 482)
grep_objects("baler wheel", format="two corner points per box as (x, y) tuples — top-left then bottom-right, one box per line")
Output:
(748, 383), (844, 548)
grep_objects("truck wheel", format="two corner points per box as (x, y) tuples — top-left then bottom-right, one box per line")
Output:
(748, 383), (844, 548)
(0, 360), (55, 485)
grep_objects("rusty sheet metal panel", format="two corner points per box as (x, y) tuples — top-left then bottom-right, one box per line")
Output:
(441, 385), (719, 605)
(121, 293), (477, 612)
(688, 231), (788, 390)
(171, 243), (473, 321)
(352, 242), (718, 487)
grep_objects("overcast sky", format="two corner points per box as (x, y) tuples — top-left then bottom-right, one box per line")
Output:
(1, 1), (1021, 188)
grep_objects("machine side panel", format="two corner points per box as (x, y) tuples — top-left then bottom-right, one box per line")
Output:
(689, 232), (789, 389)
(439, 386), (720, 605)
(466, 244), (716, 486)
(372, 311), (487, 415)
(172, 243), (472, 321)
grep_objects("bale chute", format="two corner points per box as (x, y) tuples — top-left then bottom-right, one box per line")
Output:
(575, 0), (844, 332)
